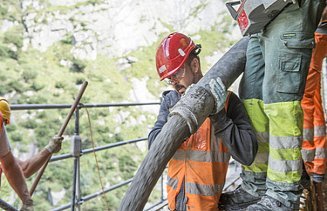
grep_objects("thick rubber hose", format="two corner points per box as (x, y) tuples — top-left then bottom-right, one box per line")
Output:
(119, 36), (249, 211)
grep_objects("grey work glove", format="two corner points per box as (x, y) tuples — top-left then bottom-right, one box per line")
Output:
(45, 135), (64, 153)
(209, 77), (227, 114)
(21, 199), (34, 211)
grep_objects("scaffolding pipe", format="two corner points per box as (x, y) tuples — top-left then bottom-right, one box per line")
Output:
(0, 198), (17, 211)
(119, 36), (249, 211)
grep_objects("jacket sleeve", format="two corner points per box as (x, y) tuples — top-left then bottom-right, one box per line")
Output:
(148, 90), (180, 149)
(211, 92), (258, 166)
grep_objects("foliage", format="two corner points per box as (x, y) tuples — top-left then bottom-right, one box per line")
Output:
(70, 58), (87, 73)
(4, 26), (24, 49)
(0, 44), (18, 59)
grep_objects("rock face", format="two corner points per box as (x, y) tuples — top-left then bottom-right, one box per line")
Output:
(19, 0), (225, 59)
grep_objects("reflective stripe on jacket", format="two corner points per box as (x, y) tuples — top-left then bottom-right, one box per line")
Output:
(167, 118), (230, 211)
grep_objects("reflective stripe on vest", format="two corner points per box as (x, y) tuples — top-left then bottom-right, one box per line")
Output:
(167, 117), (230, 210)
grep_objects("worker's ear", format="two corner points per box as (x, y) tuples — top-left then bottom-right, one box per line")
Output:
(190, 57), (200, 73)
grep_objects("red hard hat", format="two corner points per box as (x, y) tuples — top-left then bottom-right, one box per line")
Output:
(156, 32), (199, 80)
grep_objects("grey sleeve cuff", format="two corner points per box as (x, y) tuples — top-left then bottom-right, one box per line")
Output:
(312, 173), (325, 183)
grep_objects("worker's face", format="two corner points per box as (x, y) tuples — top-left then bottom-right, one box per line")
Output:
(168, 58), (200, 95)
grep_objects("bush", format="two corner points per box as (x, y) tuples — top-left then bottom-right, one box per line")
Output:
(22, 69), (37, 82)
(10, 130), (23, 143)
(61, 35), (73, 45)
(21, 120), (38, 129)
(23, 95), (48, 104)
(55, 81), (66, 89)
(75, 77), (84, 85)
(70, 59), (86, 73)
(31, 81), (45, 91)
(118, 154), (138, 180)
(4, 27), (23, 49)
(0, 45), (18, 59)
(0, 83), (12, 95)
(0, 5), (7, 16)
(8, 80), (25, 93)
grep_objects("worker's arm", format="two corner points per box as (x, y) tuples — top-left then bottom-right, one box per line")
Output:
(212, 92), (258, 166)
(17, 149), (51, 178)
(17, 136), (63, 178)
(148, 90), (180, 148)
(0, 151), (33, 207)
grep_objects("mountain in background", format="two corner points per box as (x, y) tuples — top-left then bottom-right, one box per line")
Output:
(0, 0), (241, 209)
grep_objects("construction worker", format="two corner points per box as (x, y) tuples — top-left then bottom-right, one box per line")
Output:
(301, 6), (327, 210)
(219, 1), (326, 211)
(148, 32), (258, 211)
(0, 97), (63, 210)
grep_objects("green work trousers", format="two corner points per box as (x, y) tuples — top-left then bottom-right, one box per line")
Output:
(239, 0), (326, 208)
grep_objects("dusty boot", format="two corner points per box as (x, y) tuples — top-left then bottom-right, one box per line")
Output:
(246, 195), (299, 211)
(219, 186), (261, 210)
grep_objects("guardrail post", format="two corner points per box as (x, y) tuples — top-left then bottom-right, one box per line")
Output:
(71, 107), (81, 211)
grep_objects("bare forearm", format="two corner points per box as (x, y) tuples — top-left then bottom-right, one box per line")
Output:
(18, 148), (51, 178)
(1, 152), (31, 203)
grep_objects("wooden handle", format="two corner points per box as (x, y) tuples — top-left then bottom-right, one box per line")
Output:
(30, 81), (88, 195)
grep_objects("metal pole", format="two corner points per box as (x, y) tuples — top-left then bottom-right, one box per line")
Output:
(76, 108), (81, 211)
(0, 198), (17, 211)
(76, 159), (81, 211)
(71, 109), (82, 211)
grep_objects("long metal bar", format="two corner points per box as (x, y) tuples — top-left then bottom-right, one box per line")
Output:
(11, 102), (160, 110)
(53, 179), (133, 211)
(71, 158), (78, 211)
(49, 138), (147, 162)
(75, 109), (81, 211)
(81, 138), (147, 155)
(71, 109), (81, 211)
(50, 154), (74, 162)
(0, 198), (17, 211)
(144, 200), (168, 211)
(81, 178), (133, 202)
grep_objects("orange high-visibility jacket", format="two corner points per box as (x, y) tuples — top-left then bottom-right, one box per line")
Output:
(148, 90), (257, 211)
(167, 118), (230, 211)
(301, 30), (327, 176)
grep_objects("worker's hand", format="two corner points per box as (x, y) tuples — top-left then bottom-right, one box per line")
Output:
(45, 135), (64, 153)
(21, 199), (34, 211)
(209, 77), (226, 114)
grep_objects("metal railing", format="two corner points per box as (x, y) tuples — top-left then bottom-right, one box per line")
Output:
(10, 101), (165, 211)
